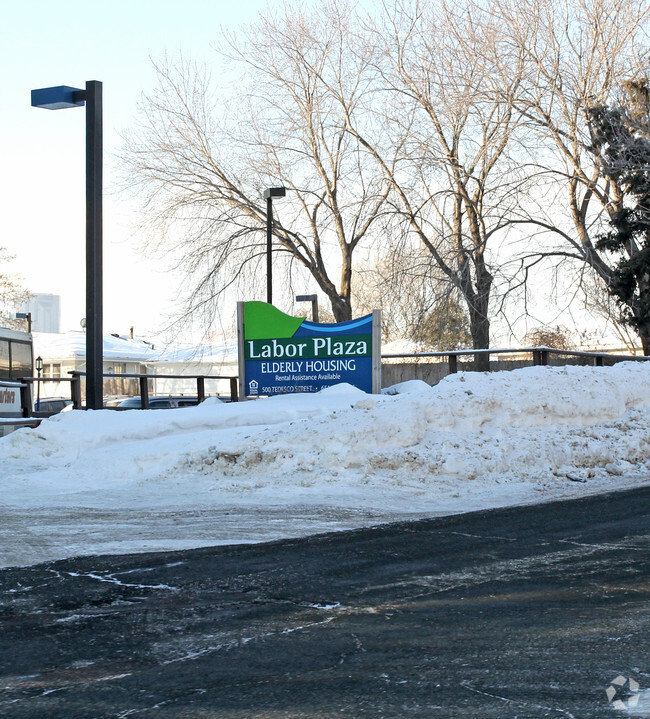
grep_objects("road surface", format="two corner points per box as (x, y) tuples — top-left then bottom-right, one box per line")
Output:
(1, 485), (649, 718)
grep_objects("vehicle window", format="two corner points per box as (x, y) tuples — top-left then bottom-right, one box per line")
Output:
(177, 399), (198, 407)
(42, 400), (66, 412)
(10, 341), (33, 380)
(149, 399), (173, 408)
(119, 398), (142, 408)
(0, 341), (9, 380)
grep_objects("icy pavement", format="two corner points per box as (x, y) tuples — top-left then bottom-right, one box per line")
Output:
(0, 505), (442, 568)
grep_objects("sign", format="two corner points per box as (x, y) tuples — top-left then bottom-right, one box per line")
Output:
(237, 302), (381, 398)
(0, 382), (22, 417)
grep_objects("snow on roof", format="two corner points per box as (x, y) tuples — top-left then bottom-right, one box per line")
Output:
(33, 332), (240, 365)
(154, 339), (239, 364)
(33, 331), (158, 362)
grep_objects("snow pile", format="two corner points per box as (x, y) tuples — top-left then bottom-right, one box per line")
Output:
(170, 363), (650, 491)
(1, 362), (649, 565)
(4, 361), (650, 495)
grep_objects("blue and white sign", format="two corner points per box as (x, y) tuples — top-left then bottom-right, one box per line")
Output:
(237, 302), (381, 398)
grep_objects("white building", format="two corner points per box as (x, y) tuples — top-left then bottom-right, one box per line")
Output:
(33, 332), (158, 400)
(32, 332), (238, 400)
(21, 294), (61, 333)
(151, 340), (238, 398)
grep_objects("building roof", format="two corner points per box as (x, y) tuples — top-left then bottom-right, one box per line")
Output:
(154, 339), (238, 365)
(33, 332), (240, 365)
(33, 332), (158, 363)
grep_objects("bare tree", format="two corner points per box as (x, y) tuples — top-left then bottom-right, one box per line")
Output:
(341, 0), (527, 367)
(522, 325), (574, 350)
(493, 0), (650, 345)
(120, 2), (393, 327)
(0, 249), (31, 330)
(352, 245), (471, 348)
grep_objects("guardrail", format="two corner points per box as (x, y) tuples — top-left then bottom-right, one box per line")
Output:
(18, 376), (78, 415)
(7, 346), (649, 420)
(68, 371), (238, 409)
(13, 372), (239, 414)
(0, 379), (32, 419)
(381, 346), (650, 373)
(0, 379), (42, 434)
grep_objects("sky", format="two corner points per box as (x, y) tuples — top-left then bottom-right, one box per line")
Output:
(2, 361), (650, 566)
(0, 0), (273, 340)
(0, 2), (628, 350)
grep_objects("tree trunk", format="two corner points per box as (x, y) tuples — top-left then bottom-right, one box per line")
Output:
(633, 314), (650, 356)
(640, 331), (650, 356)
(469, 307), (491, 371)
(464, 261), (493, 371)
(329, 294), (353, 322)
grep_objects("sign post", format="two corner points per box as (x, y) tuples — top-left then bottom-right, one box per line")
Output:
(237, 302), (381, 399)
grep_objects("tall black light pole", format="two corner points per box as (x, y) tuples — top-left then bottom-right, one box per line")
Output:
(263, 187), (286, 305)
(31, 81), (104, 410)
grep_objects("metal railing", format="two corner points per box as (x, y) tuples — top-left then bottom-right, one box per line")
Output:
(68, 371), (239, 409)
(0, 379), (32, 419)
(8, 346), (649, 419)
(380, 346), (650, 373)
(13, 372), (239, 414)
(18, 376), (78, 415)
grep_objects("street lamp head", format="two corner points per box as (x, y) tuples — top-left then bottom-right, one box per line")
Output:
(263, 186), (287, 199)
(31, 85), (85, 110)
(35, 356), (43, 373)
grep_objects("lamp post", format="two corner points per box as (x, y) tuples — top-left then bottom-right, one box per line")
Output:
(31, 82), (104, 410)
(35, 355), (43, 412)
(296, 294), (319, 322)
(263, 187), (286, 305)
(15, 312), (32, 333)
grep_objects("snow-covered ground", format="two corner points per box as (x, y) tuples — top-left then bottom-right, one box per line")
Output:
(2, 362), (649, 568)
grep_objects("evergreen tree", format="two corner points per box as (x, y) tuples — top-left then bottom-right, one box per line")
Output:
(588, 80), (650, 353)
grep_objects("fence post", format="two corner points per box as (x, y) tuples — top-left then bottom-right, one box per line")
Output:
(230, 376), (239, 402)
(139, 376), (150, 409)
(595, 355), (604, 367)
(533, 350), (549, 366)
(448, 354), (458, 374)
(71, 373), (83, 409)
(196, 376), (205, 403)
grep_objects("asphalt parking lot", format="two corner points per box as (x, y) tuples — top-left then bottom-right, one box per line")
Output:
(1, 485), (649, 718)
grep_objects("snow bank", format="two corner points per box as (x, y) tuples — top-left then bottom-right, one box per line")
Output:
(1, 362), (649, 565)
(4, 361), (650, 492)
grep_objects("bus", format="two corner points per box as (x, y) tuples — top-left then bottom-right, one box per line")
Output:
(0, 327), (33, 381)
(0, 327), (34, 434)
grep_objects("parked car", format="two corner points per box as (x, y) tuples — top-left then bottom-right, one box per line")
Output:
(34, 397), (73, 414)
(104, 395), (132, 408)
(116, 395), (201, 409)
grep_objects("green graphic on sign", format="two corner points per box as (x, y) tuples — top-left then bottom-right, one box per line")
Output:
(243, 302), (304, 340)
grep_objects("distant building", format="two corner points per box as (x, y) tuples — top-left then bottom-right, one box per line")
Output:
(33, 331), (157, 400)
(21, 294), (61, 333)
(32, 332), (238, 400)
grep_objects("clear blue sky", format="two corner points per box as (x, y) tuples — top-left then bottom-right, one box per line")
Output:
(0, 0), (273, 339)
